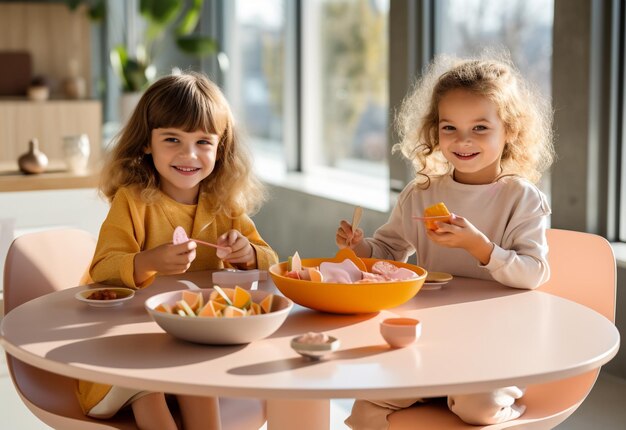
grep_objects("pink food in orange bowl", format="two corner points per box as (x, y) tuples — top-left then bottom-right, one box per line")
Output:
(269, 249), (427, 314)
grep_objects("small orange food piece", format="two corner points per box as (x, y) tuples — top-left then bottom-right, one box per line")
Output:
(423, 202), (451, 230)
(260, 294), (274, 314)
(232, 286), (252, 310)
(155, 303), (173, 314)
(210, 287), (235, 305)
(182, 290), (203, 312)
(249, 302), (262, 315)
(223, 306), (246, 318)
(197, 300), (226, 317)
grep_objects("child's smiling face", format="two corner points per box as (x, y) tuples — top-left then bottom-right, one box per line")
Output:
(147, 127), (219, 204)
(437, 89), (507, 184)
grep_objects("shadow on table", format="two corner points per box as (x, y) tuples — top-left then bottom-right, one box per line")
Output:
(392, 277), (527, 312)
(45, 333), (245, 368)
(268, 309), (379, 338)
(227, 344), (389, 376)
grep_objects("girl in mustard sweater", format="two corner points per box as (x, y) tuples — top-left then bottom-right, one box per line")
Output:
(77, 72), (278, 429)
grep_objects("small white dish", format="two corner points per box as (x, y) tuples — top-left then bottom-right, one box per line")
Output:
(75, 287), (135, 307)
(380, 317), (422, 348)
(211, 269), (267, 289)
(421, 281), (449, 290)
(423, 272), (453, 290)
(291, 334), (340, 360)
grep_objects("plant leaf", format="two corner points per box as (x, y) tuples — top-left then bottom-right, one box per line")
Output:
(140, 0), (182, 26)
(176, 35), (218, 57)
(176, 0), (204, 36)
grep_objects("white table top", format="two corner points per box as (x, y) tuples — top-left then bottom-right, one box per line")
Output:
(0, 273), (620, 400)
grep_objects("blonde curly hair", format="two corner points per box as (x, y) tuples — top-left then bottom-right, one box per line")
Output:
(394, 52), (554, 186)
(100, 72), (266, 217)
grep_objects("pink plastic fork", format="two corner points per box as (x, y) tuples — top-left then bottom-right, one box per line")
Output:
(192, 238), (231, 251)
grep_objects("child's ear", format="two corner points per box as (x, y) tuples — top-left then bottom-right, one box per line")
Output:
(144, 147), (152, 154)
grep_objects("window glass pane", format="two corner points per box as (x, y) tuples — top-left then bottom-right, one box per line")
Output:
(303, 0), (390, 181)
(435, 0), (553, 96)
(230, 0), (285, 159)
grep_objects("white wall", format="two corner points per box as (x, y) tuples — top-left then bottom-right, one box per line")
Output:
(0, 188), (109, 292)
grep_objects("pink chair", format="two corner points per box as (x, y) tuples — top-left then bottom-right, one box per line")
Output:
(3, 228), (266, 429)
(388, 228), (617, 429)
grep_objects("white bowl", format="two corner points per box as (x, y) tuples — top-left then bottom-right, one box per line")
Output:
(291, 335), (340, 360)
(380, 317), (422, 348)
(145, 289), (293, 345)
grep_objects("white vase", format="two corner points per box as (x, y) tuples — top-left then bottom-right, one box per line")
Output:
(63, 134), (90, 174)
(119, 92), (143, 126)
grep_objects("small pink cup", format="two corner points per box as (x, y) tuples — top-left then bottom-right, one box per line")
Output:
(380, 317), (422, 348)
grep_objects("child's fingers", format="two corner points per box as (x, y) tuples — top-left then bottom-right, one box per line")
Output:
(215, 247), (232, 260)
(172, 241), (197, 254)
(223, 245), (254, 264)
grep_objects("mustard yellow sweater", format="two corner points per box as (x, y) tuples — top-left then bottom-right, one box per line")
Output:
(90, 186), (278, 288)
(78, 186), (278, 415)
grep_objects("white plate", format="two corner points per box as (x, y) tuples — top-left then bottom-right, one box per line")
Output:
(75, 287), (135, 307)
(291, 335), (340, 360)
(422, 272), (453, 290)
(421, 281), (449, 290)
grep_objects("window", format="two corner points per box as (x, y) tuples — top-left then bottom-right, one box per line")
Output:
(223, 0), (285, 162)
(302, 0), (389, 180)
(223, 0), (390, 209)
(434, 0), (553, 96)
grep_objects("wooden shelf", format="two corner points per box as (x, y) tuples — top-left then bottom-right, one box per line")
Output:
(0, 161), (100, 192)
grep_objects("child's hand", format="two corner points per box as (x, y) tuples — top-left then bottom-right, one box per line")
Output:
(336, 220), (372, 257)
(216, 229), (257, 267)
(425, 214), (494, 265)
(135, 241), (197, 283)
(336, 219), (364, 249)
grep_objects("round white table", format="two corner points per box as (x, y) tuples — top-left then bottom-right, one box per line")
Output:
(0, 273), (620, 430)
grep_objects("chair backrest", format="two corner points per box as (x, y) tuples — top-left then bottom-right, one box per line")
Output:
(3, 228), (96, 314)
(540, 229), (616, 323)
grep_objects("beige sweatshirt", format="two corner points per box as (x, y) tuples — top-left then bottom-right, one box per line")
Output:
(367, 174), (551, 289)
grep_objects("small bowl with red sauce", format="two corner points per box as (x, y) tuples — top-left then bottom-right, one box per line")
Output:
(75, 287), (135, 307)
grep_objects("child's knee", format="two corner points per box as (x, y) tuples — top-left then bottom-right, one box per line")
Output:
(447, 387), (526, 425)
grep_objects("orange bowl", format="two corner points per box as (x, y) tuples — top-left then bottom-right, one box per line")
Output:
(269, 258), (426, 314)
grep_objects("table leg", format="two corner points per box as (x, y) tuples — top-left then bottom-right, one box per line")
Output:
(267, 399), (330, 430)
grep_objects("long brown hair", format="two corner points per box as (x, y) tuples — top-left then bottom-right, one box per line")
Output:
(100, 72), (266, 216)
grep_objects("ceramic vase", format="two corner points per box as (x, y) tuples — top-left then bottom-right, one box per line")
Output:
(63, 76), (86, 99)
(63, 134), (90, 174)
(18, 139), (48, 174)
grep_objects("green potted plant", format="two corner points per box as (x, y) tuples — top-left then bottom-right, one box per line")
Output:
(111, 0), (218, 94)
(67, 0), (218, 122)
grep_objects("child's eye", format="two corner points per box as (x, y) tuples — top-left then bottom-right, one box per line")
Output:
(473, 125), (488, 131)
(197, 138), (218, 146)
(165, 137), (179, 143)
(441, 125), (455, 131)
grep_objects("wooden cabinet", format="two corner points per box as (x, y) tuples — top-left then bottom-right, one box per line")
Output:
(0, 99), (102, 163)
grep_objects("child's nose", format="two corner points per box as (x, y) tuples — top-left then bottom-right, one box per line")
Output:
(180, 142), (198, 158)
(456, 131), (472, 144)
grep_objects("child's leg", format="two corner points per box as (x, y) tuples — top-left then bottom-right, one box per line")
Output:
(447, 386), (526, 425)
(131, 392), (178, 430)
(345, 398), (422, 430)
(177, 394), (222, 430)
